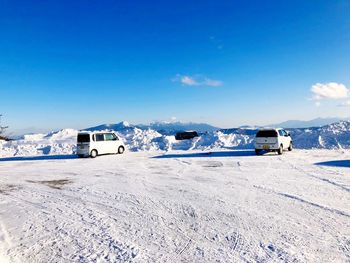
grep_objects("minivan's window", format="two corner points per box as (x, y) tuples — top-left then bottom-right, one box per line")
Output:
(105, 133), (116, 141)
(77, 134), (90, 143)
(95, 134), (105, 141)
(278, 130), (284, 136)
(256, 130), (278, 137)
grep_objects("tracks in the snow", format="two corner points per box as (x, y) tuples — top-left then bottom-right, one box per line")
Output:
(1, 150), (349, 262)
(0, 220), (12, 262)
(3, 187), (139, 262)
(285, 155), (350, 193)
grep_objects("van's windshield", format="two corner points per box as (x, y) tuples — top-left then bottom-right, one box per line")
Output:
(256, 130), (278, 137)
(77, 134), (90, 143)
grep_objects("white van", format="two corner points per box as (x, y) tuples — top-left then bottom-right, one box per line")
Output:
(77, 132), (125, 158)
(254, 128), (292, 155)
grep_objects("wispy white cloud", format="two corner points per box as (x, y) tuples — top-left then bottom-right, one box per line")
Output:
(172, 74), (223, 87)
(311, 82), (349, 100)
(180, 76), (198, 86)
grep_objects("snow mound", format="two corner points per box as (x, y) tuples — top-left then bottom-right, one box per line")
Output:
(118, 127), (165, 152)
(290, 121), (350, 149)
(0, 129), (77, 157)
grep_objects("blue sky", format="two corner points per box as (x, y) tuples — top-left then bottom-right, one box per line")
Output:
(1, 1), (350, 133)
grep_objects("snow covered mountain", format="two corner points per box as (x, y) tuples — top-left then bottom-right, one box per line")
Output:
(86, 121), (219, 135)
(85, 121), (132, 132)
(289, 121), (350, 149)
(269, 117), (349, 128)
(1, 121), (350, 157)
(137, 121), (220, 135)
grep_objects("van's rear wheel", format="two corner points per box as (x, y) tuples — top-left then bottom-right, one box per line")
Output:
(288, 142), (293, 151)
(90, 149), (98, 158)
(277, 145), (283, 155)
(118, 146), (125, 154)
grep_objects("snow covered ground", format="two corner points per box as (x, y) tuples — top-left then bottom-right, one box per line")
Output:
(0, 149), (349, 262)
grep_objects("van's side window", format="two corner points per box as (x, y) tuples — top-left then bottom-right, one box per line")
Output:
(105, 133), (116, 141)
(278, 130), (284, 136)
(96, 134), (104, 141)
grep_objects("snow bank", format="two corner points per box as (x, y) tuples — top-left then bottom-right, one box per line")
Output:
(1, 121), (350, 158)
(0, 129), (78, 157)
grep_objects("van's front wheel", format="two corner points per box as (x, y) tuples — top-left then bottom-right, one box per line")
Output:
(118, 146), (125, 154)
(288, 142), (293, 151)
(90, 149), (98, 158)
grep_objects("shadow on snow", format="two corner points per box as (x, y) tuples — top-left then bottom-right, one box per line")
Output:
(0, 154), (78, 162)
(315, 160), (350, 168)
(153, 150), (256, 159)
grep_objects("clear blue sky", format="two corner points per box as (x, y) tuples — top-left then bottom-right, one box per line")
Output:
(1, 0), (350, 133)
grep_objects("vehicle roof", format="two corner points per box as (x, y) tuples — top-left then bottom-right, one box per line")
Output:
(257, 128), (283, 131)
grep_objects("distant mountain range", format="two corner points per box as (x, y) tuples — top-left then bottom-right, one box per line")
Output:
(138, 121), (220, 135)
(85, 121), (220, 135)
(268, 117), (350, 129)
(85, 121), (133, 132)
(84, 118), (350, 135)
(9, 117), (350, 138)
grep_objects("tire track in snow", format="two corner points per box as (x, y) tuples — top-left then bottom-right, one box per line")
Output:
(292, 163), (349, 193)
(284, 155), (350, 193)
(225, 231), (245, 254)
(339, 238), (350, 261)
(0, 221), (12, 263)
(10, 185), (217, 262)
(152, 196), (265, 262)
(253, 185), (350, 219)
(170, 155), (287, 262)
(3, 188), (140, 262)
(252, 182), (350, 261)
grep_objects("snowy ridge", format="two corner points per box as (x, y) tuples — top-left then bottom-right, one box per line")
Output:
(1, 121), (350, 157)
(289, 121), (350, 149)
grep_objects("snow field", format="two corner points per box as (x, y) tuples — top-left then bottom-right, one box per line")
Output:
(0, 149), (349, 262)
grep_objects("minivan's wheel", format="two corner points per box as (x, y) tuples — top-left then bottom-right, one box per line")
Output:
(277, 145), (283, 155)
(288, 142), (293, 151)
(255, 149), (262, 155)
(118, 146), (125, 154)
(90, 149), (98, 158)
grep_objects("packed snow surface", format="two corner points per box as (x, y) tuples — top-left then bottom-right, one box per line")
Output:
(0, 149), (349, 262)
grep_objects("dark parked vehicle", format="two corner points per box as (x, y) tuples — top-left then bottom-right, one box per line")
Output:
(175, 131), (199, 140)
